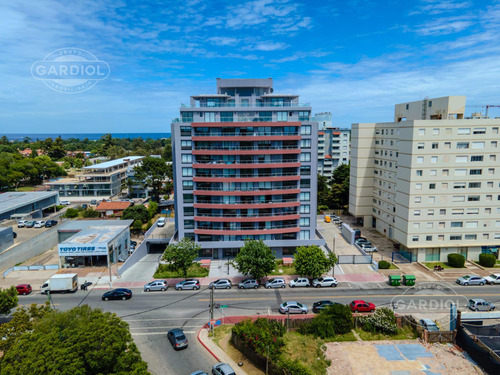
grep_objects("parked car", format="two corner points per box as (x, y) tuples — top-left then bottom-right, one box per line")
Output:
(60, 200), (71, 205)
(485, 273), (500, 285)
(456, 275), (486, 286)
(175, 279), (200, 290)
(350, 300), (376, 313)
(167, 328), (188, 350)
(24, 220), (36, 228)
(355, 237), (371, 245)
(17, 220), (27, 228)
(312, 276), (338, 288)
(238, 278), (259, 289)
(81, 204), (88, 209)
(90, 199), (97, 205)
(130, 240), (138, 247)
(45, 220), (58, 228)
(360, 244), (377, 252)
(157, 217), (166, 227)
(312, 300), (340, 313)
(102, 288), (132, 301)
(209, 279), (232, 289)
(265, 277), (286, 289)
(289, 277), (310, 288)
(15, 284), (32, 295)
(279, 301), (309, 314)
(354, 229), (361, 239)
(144, 280), (168, 292)
(212, 363), (236, 375)
(468, 298), (495, 311)
(34, 220), (46, 228)
(419, 319), (440, 331)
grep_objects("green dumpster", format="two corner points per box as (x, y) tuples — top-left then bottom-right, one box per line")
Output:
(389, 275), (401, 286)
(403, 275), (416, 286)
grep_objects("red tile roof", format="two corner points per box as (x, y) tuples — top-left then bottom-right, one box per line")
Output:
(96, 201), (132, 211)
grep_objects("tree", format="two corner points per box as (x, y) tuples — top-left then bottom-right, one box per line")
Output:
(294, 245), (337, 279)
(47, 136), (67, 160)
(133, 157), (170, 202)
(65, 208), (79, 218)
(0, 287), (18, 315)
(82, 208), (100, 218)
(122, 205), (150, 223)
(0, 305), (149, 375)
(148, 201), (158, 218)
(161, 238), (200, 278)
(234, 240), (276, 281)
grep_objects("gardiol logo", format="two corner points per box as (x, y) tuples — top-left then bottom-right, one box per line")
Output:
(390, 282), (469, 330)
(31, 48), (110, 93)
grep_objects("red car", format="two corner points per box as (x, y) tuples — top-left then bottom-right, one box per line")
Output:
(16, 284), (32, 295)
(350, 300), (375, 313)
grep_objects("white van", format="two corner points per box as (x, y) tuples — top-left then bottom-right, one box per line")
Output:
(157, 217), (166, 227)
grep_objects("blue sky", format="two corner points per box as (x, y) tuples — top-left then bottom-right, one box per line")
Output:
(1, 0), (500, 133)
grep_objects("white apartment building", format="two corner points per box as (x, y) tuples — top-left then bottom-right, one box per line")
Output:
(317, 127), (351, 177)
(350, 96), (500, 262)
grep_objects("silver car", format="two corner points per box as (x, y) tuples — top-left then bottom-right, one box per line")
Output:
(468, 298), (495, 311)
(312, 276), (338, 288)
(456, 275), (486, 286)
(209, 278), (232, 289)
(238, 278), (259, 289)
(485, 273), (500, 284)
(212, 363), (236, 375)
(279, 301), (309, 314)
(175, 279), (200, 290)
(265, 277), (286, 289)
(289, 277), (310, 288)
(143, 280), (168, 292)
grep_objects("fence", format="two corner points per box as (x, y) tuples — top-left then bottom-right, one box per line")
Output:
(392, 251), (413, 263)
(338, 254), (373, 264)
(457, 324), (500, 374)
(3, 264), (60, 279)
(117, 222), (159, 276)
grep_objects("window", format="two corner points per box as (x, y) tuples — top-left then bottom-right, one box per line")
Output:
(472, 141), (485, 149)
(492, 141), (498, 148)
(300, 179), (310, 188)
(452, 196), (465, 202)
(455, 156), (468, 163)
(440, 209), (446, 215)
(277, 111), (288, 121)
(432, 143), (439, 149)
(473, 127), (486, 134)
(414, 210), (421, 216)
(450, 235), (462, 240)
(428, 196), (435, 203)
(300, 204), (310, 214)
(413, 223), (420, 229)
(469, 169), (482, 175)
(414, 197), (422, 203)
(428, 209), (434, 216)
(490, 155), (497, 161)
(298, 111), (309, 121)
(426, 235), (432, 241)
(300, 166), (311, 175)
(488, 168), (495, 175)
(458, 128), (471, 135)
(468, 195), (480, 201)
(183, 194), (193, 203)
(465, 221), (478, 228)
(454, 182), (466, 189)
(220, 112), (233, 122)
(457, 142), (469, 149)
(442, 169), (449, 176)
(182, 180), (193, 190)
(465, 234), (477, 240)
(444, 142), (451, 149)
(204, 112), (216, 122)
(181, 112), (193, 123)
(299, 218), (310, 227)
(415, 183), (422, 190)
(182, 154), (192, 163)
(300, 139), (311, 148)
(454, 169), (466, 176)
(417, 156), (424, 163)
(300, 125), (311, 135)
(417, 143), (424, 149)
(300, 153), (311, 162)
(182, 167), (193, 177)
(181, 140), (192, 150)
(299, 230), (310, 240)
(412, 236), (419, 242)
(429, 183), (436, 189)
(180, 126), (191, 136)
(452, 209), (464, 215)
(300, 192), (310, 201)
(471, 155), (483, 162)
(441, 183), (448, 189)
(416, 170), (423, 176)
(431, 156), (438, 163)
(433, 128), (440, 135)
(467, 208), (479, 214)
(418, 129), (425, 135)
(451, 222), (463, 228)
(427, 222), (434, 228)
(184, 219), (194, 229)
(494, 127), (499, 134)
(183, 207), (194, 216)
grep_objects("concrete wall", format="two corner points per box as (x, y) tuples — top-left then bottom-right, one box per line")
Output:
(0, 228), (58, 272)
(0, 227), (15, 252)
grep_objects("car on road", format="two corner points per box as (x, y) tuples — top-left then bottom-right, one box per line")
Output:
(265, 277), (286, 289)
(279, 301), (309, 314)
(456, 275), (486, 286)
(167, 328), (188, 350)
(60, 200), (71, 205)
(175, 279), (200, 290)
(468, 298), (495, 311)
(157, 217), (166, 227)
(143, 280), (168, 292)
(485, 273), (500, 285)
(289, 277), (310, 288)
(238, 278), (259, 289)
(360, 244), (377, 252)
(16, 284), (32, 295)
(24, 220), (36, 228)
(350, 300), (376, 313)
(312, 300), (340, 313)
(45, 220), (58, 228)
(212, 363), (236, 375)
(17, 220), (27, 228)
(419, 319), (440, 331)
(34, 220), (46, 228)
(312, 276), (338, 288)
(102, 288), (132, 301)
(209, 278), (232, 289)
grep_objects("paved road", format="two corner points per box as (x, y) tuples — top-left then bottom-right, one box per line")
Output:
(17, 282), (500, 375)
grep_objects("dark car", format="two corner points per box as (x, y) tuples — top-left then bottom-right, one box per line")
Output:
(102, 288), (132, 301)
(167, 328), (188, 350)
(312, 300), (340, 313)
(130, 240), (138, 247)
(16, 284), (32, 295)
(45, 220), (58, 228)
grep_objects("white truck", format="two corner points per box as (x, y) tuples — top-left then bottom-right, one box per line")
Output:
(41, 273), (78, 294)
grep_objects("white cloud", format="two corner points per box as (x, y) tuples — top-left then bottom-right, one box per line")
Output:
(410, 0), (472, 16)
(251, 41), (289, 51)
(207, 37), (241, 46)
(414, 16), (474, 35)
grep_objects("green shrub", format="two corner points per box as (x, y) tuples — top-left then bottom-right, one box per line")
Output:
(479, 253), (496, 268)
(232, 318), (285, 361)
(276, 358), (314, 375)
(64, 208), (79, 218)
(378, 260), (391, 269)
(447, 253), (465, 268)
(356, 307), (397, 335)
(82, 209), (99, 218)
(299, 304), (353, 338)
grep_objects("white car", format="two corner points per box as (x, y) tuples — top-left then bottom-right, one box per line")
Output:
(289, 277), (310, 288)
(312, 276), (338, 288)
(34, 220), (46, 228)
(157, 217), (166, 227)
(17, 220), (27, 228)
(361, 244), (378, 252)
(60, 200), (71, 205)
(485, 274), (500, 285)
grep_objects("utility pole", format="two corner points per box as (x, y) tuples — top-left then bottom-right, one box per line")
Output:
(209, 286), (214, 337)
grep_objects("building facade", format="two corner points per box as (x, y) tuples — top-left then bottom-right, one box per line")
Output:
(317, 127), (350, 177)
(350, 96), (500, 262)
(0, 191), (60, 221)
(171, 78), (323, 259)
(312, 112), (332, 130)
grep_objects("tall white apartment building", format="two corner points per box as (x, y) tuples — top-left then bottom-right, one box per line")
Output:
(350, 96), (500, 262)
(317, 127), (351, 177)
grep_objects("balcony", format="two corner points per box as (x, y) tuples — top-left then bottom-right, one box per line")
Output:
(192, 133), (301, 142)
(194, 199), (300, 209)
(191, 121), (301, 127)
(194, 213), (300, 222)
(193, 188), (300, 196)
(193, 160), (300, 169)
(193, 172), (300, 183)
(194, 223), (300, 236)
(192, 145), (300, 155)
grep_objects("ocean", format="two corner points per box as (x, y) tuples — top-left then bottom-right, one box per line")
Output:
(2, 133), (171, 141)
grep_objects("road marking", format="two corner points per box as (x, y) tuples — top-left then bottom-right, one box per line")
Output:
(131, 331), (195, 336)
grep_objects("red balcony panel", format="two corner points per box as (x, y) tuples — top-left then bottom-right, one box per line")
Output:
(194, 214), (300, 222)
(192, 149), (301, 155)
(191, 122), (301, 127)
(192, 136), (301, 142)
(194, 201), (300, 209)
(193, 189), (300, 196)
(193, 176), (300, 183)
(193, 162), (300, 169)
(194, 227), (300, 235)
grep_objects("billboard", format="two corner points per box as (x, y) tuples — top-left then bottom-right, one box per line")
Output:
(58, 243), (109, 257)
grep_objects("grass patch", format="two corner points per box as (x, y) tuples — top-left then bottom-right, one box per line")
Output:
(212, 324), (232, 344)
(355, 326), (417, 341)
(386, 263), (399, 269)
(325, 331), (357, 342)
(153, 263), (209, 278)
(422, 262), (456, 269)
(13, 186), (37, 192)
(269, 260), (297, 275)
(282, 331), (331, 375)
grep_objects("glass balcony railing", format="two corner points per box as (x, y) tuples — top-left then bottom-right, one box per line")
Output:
(196, 223), (299, 230)
(193, 159), (299, 165)
(193, 186), (298, 192)
(195, 211), (298, 218)
(195, 198), (299, 204)
(193, 145), (299, 151)
(194, 172), (299, 178)
(182, 102), (310, 108)
(193, 131), (299, 137)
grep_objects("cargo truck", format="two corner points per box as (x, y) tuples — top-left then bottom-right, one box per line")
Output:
(41, 273), (78, 294)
